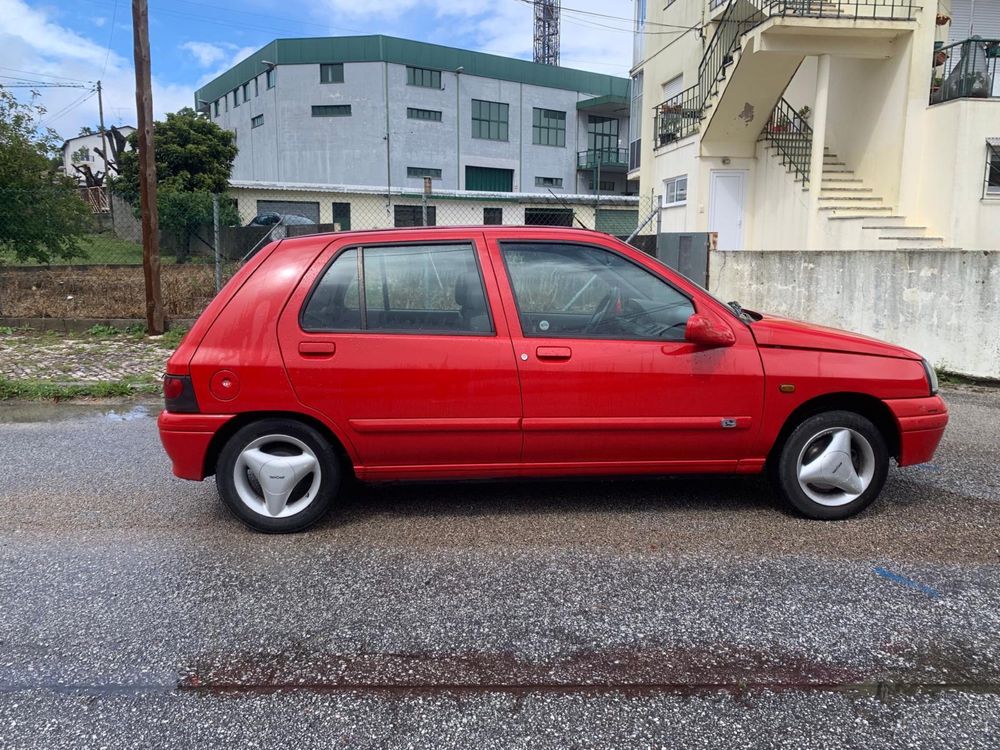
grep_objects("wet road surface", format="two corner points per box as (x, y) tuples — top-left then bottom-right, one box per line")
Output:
(0, 388), (997, 748)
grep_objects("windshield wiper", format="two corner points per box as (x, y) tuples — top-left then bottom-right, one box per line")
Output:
(728, 300), (752, 323)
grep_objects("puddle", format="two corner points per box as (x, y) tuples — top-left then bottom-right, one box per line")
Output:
(0, 399), (161, 424)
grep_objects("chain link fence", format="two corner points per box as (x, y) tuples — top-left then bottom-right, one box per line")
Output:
(0, 184), (657, 322)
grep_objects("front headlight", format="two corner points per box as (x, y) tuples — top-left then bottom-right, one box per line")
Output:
(921, 359), (938, 395)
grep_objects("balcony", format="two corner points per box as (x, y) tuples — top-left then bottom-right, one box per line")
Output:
(577, 148), (628, 171)
(930, 37), (1000, 104)
(654, 85), (703, 148)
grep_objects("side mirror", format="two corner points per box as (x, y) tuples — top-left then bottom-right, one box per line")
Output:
(684, 313), (736, 347)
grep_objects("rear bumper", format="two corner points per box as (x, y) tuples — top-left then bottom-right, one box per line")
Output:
(157, 411), (234, 480)
(885, 395), (948, 467)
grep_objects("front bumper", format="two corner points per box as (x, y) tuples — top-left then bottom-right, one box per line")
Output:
(885, 395), (949, 467)
(157, 411), (235, 480)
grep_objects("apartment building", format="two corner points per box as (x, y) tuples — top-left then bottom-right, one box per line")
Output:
(194, 35), (638, 224)
(630, 0), (1000, 250)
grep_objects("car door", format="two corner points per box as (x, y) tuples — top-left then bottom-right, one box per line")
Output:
(487, 236), (764, 471)
(277, 231), (523, 477)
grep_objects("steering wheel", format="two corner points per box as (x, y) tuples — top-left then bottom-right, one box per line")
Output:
(584, 287), (620, 333)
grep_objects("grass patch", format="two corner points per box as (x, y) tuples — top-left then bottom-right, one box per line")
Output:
(937, 369), (1000, 388)
(157, 325), (189, 348)
(0, 375), (160, 401)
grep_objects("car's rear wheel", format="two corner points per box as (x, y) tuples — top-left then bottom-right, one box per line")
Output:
(773, 410), (889, 520)
(216, 419), (340, 533)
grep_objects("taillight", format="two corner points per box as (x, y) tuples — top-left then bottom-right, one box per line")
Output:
(163, 375), (199, 413)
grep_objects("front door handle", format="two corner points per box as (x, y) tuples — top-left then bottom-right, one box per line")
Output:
(536, 346), (572, 361)
(298, 341), (336, 357)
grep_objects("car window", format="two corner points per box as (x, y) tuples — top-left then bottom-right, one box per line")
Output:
(500, 242), (694, 340)
(301, 243), (492, 335)
(301, 249), (361, 331)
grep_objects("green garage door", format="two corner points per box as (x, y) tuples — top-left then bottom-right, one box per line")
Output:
(595, 209), (640, 236)
(465, 166), (514, 192)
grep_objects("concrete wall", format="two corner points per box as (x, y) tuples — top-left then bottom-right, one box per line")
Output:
(212, 61), (631, 196)
(710, 249), (1000, 378)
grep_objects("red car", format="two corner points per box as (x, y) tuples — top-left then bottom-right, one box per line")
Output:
(158, 226), (947, 533)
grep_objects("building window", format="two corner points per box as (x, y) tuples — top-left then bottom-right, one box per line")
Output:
(251, 114), (264, 129)
(393, 205), (437, 227)
(524, 208), (574, 227)
(663, 174), (688, 206)
(535, 176), (563, 188)
(588, 115), (619, 155)
(532, 108), (566, 147)
(320, 63), (344, 84)
(629, 71), (643, 171)
(407, 107), (443, 122)
(312, 105), (352, 117)
(266, 68), (276, 89)
(232, 89), (240, 107)
(465, 166), (514, 192)
(472, 99), (509, 141)
(597, 180), (615, 191)
(987, 141), (1000, 197)
(213, 100), (220, 117)
(483, 207), (503, 225)
(242, 82), (250, 102)
(332, 202), (351, 231)
(254, 77), (259, 97)
(407, 167), (442, 179)
(406, 66), (441, 88)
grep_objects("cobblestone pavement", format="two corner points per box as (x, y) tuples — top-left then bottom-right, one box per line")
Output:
(0, 332), (174, 383)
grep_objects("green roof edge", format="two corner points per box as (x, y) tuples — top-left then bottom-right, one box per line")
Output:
(194, 35), (629, 107)
(576, 94), (630, 110)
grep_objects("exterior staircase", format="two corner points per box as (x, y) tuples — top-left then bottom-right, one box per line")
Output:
(759, 98), (948, 249)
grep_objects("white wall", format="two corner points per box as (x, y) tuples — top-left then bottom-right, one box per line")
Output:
(710, 248), (1000, 377)
(908, 98), (1000, 248)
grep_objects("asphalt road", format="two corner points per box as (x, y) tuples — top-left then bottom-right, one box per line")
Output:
(0, 386), (997, 748)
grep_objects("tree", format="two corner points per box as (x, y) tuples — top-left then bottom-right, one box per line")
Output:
(0, 88), (91, 264)
(116, 108), (237, 262)
(78, 125), (96, 136)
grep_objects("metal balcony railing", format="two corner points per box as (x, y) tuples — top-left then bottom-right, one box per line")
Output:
(654, 0), (917, 150)
(577, 148), (628, 169)
(758, 98), (813, 183)
(654, 85), (704, 147)
(930, 37), (1000, 104)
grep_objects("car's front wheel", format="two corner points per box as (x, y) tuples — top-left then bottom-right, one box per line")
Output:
(216, 419), (340, 533)
(773, 410), (889, 520)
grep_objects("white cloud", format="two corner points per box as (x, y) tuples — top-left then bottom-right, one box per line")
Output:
(181, 41), (229, 68)
(0, 0), (192, 139)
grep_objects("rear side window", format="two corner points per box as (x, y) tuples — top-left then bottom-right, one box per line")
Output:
(301, 243), (493, 334)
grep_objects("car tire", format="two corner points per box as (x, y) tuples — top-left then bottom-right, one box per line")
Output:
(773, 410), (889, 520)
(216, 419), (340, 533)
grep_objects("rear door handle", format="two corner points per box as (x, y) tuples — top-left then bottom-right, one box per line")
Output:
(536, 346), (572, 361)
(298, 341), (336, 357)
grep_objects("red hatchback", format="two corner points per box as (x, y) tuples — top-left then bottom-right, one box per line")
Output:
(158, 227), (947, 532)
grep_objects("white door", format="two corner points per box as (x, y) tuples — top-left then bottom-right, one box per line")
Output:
(709, 170), (746, 251)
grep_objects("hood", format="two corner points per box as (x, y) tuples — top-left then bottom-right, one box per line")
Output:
(749, 314), (921, 360)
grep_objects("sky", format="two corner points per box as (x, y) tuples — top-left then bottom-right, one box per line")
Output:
(0, 0), (638, 143)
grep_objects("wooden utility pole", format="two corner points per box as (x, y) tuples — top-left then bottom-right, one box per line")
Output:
(131, 0), (165, 334)
(96, 80), (114, 224)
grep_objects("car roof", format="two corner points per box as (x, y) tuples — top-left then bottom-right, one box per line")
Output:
(275, 224), (619, 247)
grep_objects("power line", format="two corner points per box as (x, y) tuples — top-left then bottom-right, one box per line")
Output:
(40, 89), (98, 129)
(0, 66), (92, 83)
(513, 0), (701, 32)
(101, 0), (119, 78)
